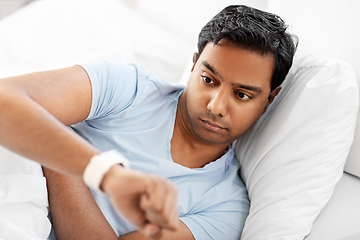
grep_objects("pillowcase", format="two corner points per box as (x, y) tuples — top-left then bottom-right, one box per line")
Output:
(0, 0), (134, 78)
(344, 114), (360, 177)
(235, 50), (358, 239)
(0, 0), (193, 83)
(124, 1), (193, 83)
(267, 0), (360, 180)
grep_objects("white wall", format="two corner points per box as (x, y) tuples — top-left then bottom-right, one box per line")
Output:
(132, 0), (268, 46)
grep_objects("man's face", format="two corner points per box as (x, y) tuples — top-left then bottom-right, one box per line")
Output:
(179, 41), (279, 146)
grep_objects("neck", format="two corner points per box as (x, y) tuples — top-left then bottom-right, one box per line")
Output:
(170, 100), (230, 169)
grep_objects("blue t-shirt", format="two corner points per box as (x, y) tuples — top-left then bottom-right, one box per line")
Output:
(72, 61), (249, 239)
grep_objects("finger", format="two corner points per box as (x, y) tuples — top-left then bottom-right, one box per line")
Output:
(141, 177), (166, 218)
(155, 180), (177, 231)
(103, 167), (151, 229)
(163, 181), (179, 230)
(142, 222), (161, 237)
(151, 177), (166, 214)
(141, 178), (178, 230)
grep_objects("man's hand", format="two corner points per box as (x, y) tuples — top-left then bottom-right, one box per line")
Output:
(101, 165), (179, 238)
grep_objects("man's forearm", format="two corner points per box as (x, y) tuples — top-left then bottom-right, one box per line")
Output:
(118, 220), (194, 240)
(44, 167), (118, 240)
(0, 67), (98, 177)
(0, 90), (99, 177)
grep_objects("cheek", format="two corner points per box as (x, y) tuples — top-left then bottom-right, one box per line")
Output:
(231, 103), (266, 131)
(187, 81), (209, 106)
(187, 92), (206, 115)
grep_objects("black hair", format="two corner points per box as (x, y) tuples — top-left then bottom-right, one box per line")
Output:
(196, 5), (298, 91)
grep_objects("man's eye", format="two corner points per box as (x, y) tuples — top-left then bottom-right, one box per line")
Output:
(235, 92), (251, 100)
(201, 75), (214, 84)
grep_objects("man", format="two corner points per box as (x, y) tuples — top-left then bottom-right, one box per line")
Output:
(0, 5), (297, 240)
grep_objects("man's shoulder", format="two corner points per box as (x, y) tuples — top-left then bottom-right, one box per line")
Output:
(131, 63), (185, 100)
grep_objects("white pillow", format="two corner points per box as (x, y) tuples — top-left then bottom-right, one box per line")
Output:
(344, 95), (360, 177)
(345, 129), (360, 177)
(235, 50), (359, 239)
(267, 0), (360, 180)
(124, 2), (193, 83)
(0, 0), (134, 78)
(0, 0), (193, 83)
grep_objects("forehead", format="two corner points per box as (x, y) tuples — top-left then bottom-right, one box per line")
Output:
(196, 41), (274, 91)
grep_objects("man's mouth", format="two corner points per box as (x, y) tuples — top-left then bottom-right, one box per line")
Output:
(201, 119), (226, 131)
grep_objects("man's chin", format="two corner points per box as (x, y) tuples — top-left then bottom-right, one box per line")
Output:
(193, 130), (232, 146)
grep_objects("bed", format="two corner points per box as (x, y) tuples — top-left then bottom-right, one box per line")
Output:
(1, 0), (360, 239)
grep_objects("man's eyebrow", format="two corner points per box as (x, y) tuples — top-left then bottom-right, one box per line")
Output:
(233, 83), (262, 93)
(202, 61), (222, 79)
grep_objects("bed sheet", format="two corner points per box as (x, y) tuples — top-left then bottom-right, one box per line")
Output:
(0, 146), (50, 240)
(305, 172), (360, 240)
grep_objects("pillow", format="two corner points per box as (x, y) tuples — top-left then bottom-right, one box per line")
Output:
(267, 0), (360, 180)
(0, 0), (134, 78)
(0, 0), (132, 76)
(0, 0), (193, 83)
(124, 1), (194, 83)
(345, 127), (360, 177)
(235, 50), (359, 239)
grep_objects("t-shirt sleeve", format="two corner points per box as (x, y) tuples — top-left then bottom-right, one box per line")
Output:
(179, 180), (250, 240)
(79, 61), (137, 120)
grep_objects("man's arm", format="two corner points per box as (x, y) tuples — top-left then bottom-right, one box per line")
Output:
(0, 66), (178, 236)
(44, 167), (118, 240)
(45, 167), (193, 240)
(118, 221), (194, 240)
(0, 66), (95, 176)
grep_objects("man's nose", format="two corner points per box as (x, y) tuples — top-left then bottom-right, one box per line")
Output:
(207, 89), (228, 117)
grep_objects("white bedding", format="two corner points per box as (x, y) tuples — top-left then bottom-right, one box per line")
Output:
(0, 146), (50, 240)
(305, 172), (360, 240)
(1, 0), (360, 239)
(0, 0), (193, 83)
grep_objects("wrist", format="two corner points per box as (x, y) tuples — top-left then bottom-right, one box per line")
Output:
(83, 150), (130, 193)
(99, 164), (125, 193)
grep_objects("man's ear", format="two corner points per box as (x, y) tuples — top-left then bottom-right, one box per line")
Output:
(263, 86), (281, 114)
(191, 52), (198, 72)
(268, 86), (281, 105)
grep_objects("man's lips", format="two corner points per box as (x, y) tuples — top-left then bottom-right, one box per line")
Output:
(200, 119), (226, 130)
